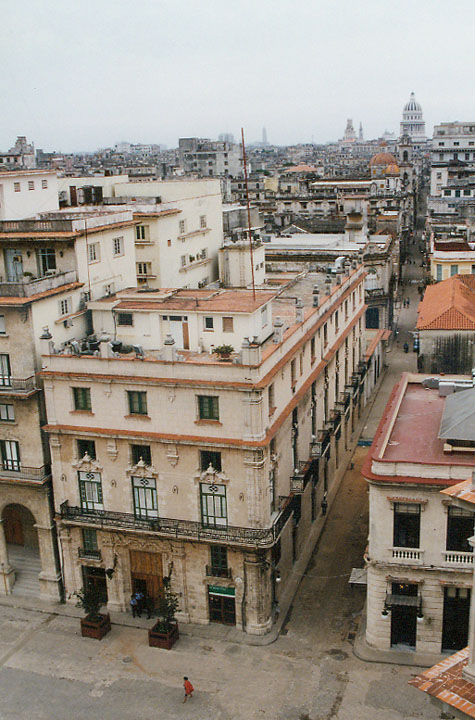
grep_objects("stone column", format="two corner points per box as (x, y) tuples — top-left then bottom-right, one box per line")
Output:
(102, 540), (125, 613)
(171, 542), (190, 622)
(243, 551), (272, 636)
(36, 523), (62, 600)
(0, 518), (14, 594)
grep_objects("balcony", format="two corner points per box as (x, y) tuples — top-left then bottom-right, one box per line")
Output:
(0, 270), (78, 298)
(78, 547), (102, 561)
(335, 391), (351, 416)
(443, 550), (474, 567)
(60, 498), (302, 549)
(391, 547), (423, 563)
(0, 376), (38, 396)
(205, 565), (232, 579)
(310, 427), (331, 459)
(0, 464), (51, 483)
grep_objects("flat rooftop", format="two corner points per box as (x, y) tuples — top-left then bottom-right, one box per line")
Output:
(363, 377), (475, 486)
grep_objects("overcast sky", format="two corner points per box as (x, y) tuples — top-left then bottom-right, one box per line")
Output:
(1, 0), (474, 152)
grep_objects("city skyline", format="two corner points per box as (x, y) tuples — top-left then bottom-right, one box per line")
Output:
(1, 0), (475, 152)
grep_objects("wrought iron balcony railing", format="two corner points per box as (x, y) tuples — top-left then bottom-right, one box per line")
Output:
(0, 464), (51, 482)
(205, 565), (232, 579)
(78, 547), (102, 560)
(60, 498), (300, 549)
(310, 427), (331, 458)
(0, 376), (37, 394)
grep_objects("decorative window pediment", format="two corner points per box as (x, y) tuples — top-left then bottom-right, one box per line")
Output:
(196, 463), (229, 485)
(126, 457), (158, 479)
(72, 453), (103, 473)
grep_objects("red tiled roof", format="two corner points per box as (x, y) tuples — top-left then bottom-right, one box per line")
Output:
(434, 241), (472, 252)
(409, 648), (475, 718)
(416, 274), (475, 330)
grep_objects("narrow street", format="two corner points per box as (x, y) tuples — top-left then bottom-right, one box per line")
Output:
(0, 202), (438, 720)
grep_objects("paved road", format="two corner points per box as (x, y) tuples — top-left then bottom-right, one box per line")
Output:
(0, 205), (437, 720)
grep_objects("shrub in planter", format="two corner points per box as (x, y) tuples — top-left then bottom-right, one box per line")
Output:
(75, 586), (111, 640)
(214, 344), (234, 361)
(148, 577), (180, 650)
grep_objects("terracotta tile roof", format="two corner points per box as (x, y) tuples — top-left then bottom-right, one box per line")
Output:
(409, 648), (475, 718)
(441, 478), (475, 505)
(416, 274), (475, 330)
(282, 164), (319, 173)
(434, 241), (472, 252)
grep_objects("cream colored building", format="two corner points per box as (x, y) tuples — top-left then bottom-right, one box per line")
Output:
(41, 265), (368, 634)
(0, 170), (59, 220)
(363, 374), (475, 658)
(0, 209), (139, 600)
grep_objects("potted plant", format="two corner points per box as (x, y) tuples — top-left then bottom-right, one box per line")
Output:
(148, 576), (180, 650)
(75, 586), (111, 640)
(214, 344), (234, 361)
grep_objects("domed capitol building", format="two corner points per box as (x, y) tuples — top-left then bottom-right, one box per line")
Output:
(399, 92), (427, 150)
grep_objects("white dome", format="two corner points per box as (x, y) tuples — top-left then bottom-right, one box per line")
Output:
(404, 92), (422, 113)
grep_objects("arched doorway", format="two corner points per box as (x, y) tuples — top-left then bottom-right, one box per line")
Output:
(2, 504), (41, 596)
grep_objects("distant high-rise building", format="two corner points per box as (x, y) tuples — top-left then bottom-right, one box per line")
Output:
(400, 92), (427, 150)
(359, 122), (363, 141)
(218, 133), (234, 143)
(262, 127), (268, 146)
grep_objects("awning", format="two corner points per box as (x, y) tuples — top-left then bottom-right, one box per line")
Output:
(387, 593), (419, 607)
(208, 585), (235, 597)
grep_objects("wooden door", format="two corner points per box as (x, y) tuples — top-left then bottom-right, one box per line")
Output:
(130, 550), (163, 604)
(3, 506), (24, 545)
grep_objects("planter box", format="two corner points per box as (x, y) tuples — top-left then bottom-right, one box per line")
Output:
(148, 622), (179, 650)
(80, 613), (111, 640)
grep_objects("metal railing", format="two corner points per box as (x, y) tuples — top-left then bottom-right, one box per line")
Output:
(205, 565), (232, 579)
(0, 376), (37, 393)
(0, 464), (51, 482)
(60, 499), (300, 549)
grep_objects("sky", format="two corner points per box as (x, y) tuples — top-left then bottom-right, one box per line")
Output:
(1, 0), (475, 153)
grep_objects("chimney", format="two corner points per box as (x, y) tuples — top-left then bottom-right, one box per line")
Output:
(241, 337), (262, 364)
(336, 270), (342, 285)
(163, 333), (177, 362)
(273, 316), (284, 344)
(312, 285), (320, 307)
(295, 298), (304, 323)
(325, 275), (332, 296)
(344, 260), (351, 276)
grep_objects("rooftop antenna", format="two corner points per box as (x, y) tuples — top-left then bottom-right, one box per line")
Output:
(241, 127), (256, 301)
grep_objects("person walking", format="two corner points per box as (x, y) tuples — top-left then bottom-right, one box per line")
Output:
(183, 676), (194, 703)
(130, 593), (141, 618)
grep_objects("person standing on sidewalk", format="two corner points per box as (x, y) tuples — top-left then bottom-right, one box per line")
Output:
(183, 676), (194, 703)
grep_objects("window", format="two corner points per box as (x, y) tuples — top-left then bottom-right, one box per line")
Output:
(181, 255), (187, 267)
(77, 439), (96, 460)
(450, 264), (459, 276)
(310, 336), (315, 360)
(82, 528), (98, 553)
(28, 181), (35, 191)
(291, 359), (296, 386)
(136, 262), (151, 276)
(198, 395), (219, 421)
(323, 323), (328, 346)
(204, 317), (214, 330)
(222, 316), (234, 333)
(37, 247), (56, 276)
(200, 215), (207, 229)
(135, 226), (146, 240)
(0, 354), (11, 386)
(103, 282), (115, 296)
(200, 483), (227, 528)
(41, 179), (48, 189)
(0, 440), (20, 471)
(299, 352), (303, 376)
(127, 391), (148, 415)
(73, 387), (91, 411)
(447, 507), (474, 552)
(209, 545), (228, 576)
(393, 503), (420, 548)
(117, 312), (133, 326)
(78, 471), (103, 510)
(0, 315), (5, 334)
(0, 403), (14, 421)
(131, 444), (152, 466)
(13, 182), (20, 192)
(88, 242), (100, 263)
(200, 449), (222, 471)
(471, 265), (475, 274)
(113, 236), (124, 256)
(132, 476), (158, 519)
(179, 220), (186, 234)
(436, 264), (443, 281)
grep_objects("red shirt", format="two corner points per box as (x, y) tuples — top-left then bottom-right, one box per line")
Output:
(184, 680), (194, 695)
